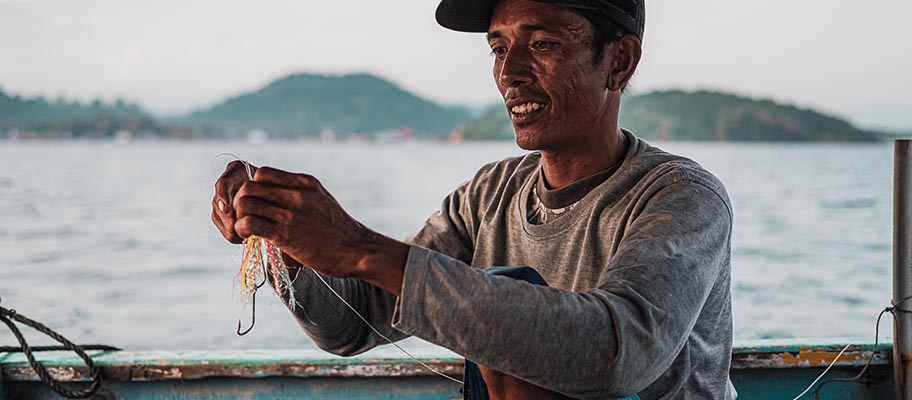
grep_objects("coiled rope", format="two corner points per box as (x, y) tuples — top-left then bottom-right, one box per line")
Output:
(0, 296), (120, 399)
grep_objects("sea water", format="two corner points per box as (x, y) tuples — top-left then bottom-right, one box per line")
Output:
(0, 140), (895, 354)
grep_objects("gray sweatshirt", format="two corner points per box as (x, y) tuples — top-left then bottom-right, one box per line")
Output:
(282, 132), (734, 399)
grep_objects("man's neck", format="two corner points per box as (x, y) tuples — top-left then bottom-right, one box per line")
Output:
(539, 127), (628, 189)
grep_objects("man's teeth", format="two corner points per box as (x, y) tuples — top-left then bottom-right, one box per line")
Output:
(511, 102), (543, 114)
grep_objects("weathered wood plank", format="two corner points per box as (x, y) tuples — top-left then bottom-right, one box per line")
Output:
(1, 355), (463, 382)
(731, 339), (893, 369)
(5, 377), (464, 400)
(0, 338), (895, 382)
(0, 338), (897, 399)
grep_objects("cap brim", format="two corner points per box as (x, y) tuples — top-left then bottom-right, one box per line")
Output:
(435, 0), (497, 32)
(435, 0), (603, 33)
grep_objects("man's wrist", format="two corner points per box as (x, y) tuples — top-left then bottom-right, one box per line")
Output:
(353, 232), (409, 296)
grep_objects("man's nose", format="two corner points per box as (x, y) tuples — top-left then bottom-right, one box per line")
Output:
(498, 48), (534, 88)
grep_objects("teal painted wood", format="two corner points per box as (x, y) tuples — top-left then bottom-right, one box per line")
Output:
(0, 338), (891, 373)
(730, 338), (894, 399)
(6, 377), (461, 400)
(0, 338), (897, 399)
(731, 365), (893, 399)
(0, 349), (452, 371)
(733, 337), (893, 354)
(731, 338), (893, 369)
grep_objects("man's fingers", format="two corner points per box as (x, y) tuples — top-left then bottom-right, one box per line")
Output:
(212, 195), (242, 239)
(222, 160), (256, 180)
(254, 166), (320, 189)
(212, 206), (243, 244)
(236, 181), (308, 208)
(234, 195), (295, 224)
(213, 180), (236, 218)
(235, 214), (282, 242)
(211, 160), (262, 245)
(213, 161), (257, 213)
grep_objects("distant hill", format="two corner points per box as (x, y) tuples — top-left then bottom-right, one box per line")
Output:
(461, 90), (883, 142)
(2, 81), (890, 142)
(460, 104), (515, 141)
(0, 88), (160, 138)
(182, 73), (469, 137)
(879, 128), (912, 139)
(620, 91), (880, 142)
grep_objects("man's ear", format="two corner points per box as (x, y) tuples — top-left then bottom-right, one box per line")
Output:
(604, 35), (642, 91)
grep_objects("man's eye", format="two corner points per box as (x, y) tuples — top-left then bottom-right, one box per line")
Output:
(489, 46), (507, 59)
(531, 41), (558, 52)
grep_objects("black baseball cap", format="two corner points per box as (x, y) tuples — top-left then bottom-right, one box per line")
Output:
(436, 0), (645, 40)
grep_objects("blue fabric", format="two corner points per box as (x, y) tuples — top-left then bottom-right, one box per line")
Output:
(461, 266), (640, 400)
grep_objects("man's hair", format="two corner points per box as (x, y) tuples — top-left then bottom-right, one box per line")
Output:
(579, 10), (627, 64)
(579, 9), (633, 91)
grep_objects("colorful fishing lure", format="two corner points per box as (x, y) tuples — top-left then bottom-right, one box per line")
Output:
(235, 234), (297, 335)
(215, 154), (459, 384)
(235, 234), (296, 335)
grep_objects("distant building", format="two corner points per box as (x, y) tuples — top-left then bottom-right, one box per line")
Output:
(319, 129), (336, 143)
(246, 129), (268, 143)
(114, 130), (133, 143)
(449, 130), (464, 143)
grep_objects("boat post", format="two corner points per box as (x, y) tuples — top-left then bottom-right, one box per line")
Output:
(895, 139), (912, 400)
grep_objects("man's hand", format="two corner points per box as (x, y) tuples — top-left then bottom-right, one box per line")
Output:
(231, 167), (409, 295)
(212, 160), (257, 244)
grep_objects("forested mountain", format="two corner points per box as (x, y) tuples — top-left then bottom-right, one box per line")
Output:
(620, 90), (880, 142)
(461, 90), (882, 142)
(1, 79), (888, 142)
(0, 88), (159, 138)
(182, 73), (469, 137)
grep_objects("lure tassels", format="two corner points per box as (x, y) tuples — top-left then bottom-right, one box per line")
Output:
(212, 153), (299, 336)
(235, 234), (297, 335)
(213, 153), (459, 384)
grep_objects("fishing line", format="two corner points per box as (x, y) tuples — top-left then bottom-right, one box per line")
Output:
(311, 271), (464, 385)
(807, 295), (912, 400)
(213, 154), (462, 385)
(791, 295), (912, 399)
(790, 343), (852, 400)
(210, 152), (248, 180)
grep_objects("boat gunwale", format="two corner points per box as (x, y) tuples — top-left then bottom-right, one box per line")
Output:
(0, 338), (894, 383)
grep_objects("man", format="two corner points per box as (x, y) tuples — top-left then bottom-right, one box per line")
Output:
(212, 0), (736, 398)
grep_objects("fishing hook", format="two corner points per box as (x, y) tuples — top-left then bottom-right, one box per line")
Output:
(236, 291), (257, 336)
(237, 261), (269, 336)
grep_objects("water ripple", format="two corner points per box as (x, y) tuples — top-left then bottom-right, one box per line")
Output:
(0, 141), (896, 348)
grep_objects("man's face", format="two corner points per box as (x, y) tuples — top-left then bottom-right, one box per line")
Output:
(487, 0), (612, 151)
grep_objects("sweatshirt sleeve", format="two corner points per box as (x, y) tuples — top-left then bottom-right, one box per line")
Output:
(277, 268), (407, 356)
(391, 181), (732, 399)
(277, 178), (478, 356)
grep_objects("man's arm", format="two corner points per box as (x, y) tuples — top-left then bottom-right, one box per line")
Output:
(230, 165), (732, 398)
(274, 267), (408, 356)
(212, 162), (404, 355)
(388, 181), (732, 399)
(231, 166), (477, 354)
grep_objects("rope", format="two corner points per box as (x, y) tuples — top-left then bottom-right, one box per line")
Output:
(0, 297), (117, 399)
(0, 345), (120, 353)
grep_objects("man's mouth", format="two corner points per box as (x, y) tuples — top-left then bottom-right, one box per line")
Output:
(510, 102), (545, 115)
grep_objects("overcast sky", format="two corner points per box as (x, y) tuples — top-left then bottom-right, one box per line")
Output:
(0, 0), (909, 129)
